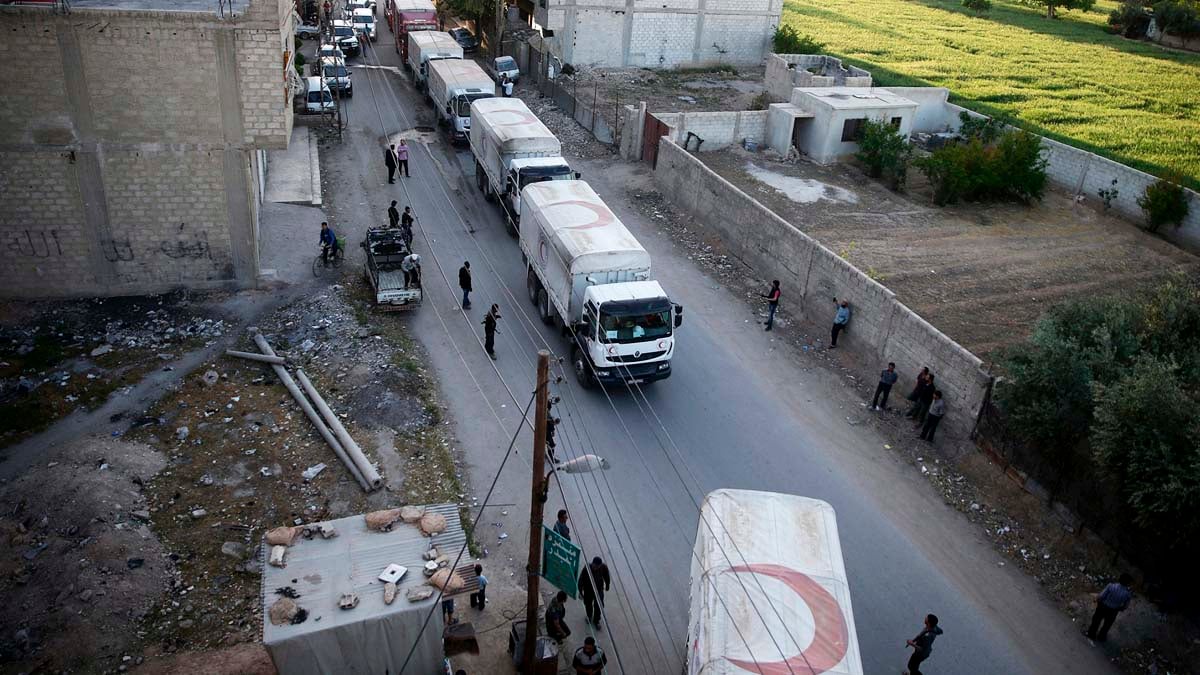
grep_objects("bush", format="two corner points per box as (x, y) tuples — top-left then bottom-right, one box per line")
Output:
(1137, 177), (1189, 233)
(914, 126), (1047, 205)
(1108, 0), (1151, 36)
(773, 25), (824, 54)
(1154, 0), (1200, 36)
(294, 52), (306, 76)
(854, 119), (912, 190)
(1092, 355), (1200, 546)
(958, 111), (1008, 144)
(962, 0), (992, 11)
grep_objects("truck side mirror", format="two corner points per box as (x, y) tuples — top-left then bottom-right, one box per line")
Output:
(674, 303), (684, 328)
(574, 172), (582, 179)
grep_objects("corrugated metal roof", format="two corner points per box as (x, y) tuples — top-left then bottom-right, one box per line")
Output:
(260, 503), (474, 644)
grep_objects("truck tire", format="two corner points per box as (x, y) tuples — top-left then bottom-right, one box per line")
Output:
(475, 162), (486, 192)
(527, 269), (539, 305)
(537, 288), (553, 325)
(572, 346), (594, 390)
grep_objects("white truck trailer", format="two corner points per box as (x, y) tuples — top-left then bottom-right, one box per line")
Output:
(519, 180), (682, 387)
(407, 31), (462, 91)
(427, 58), (495, 144)
(687, 489), (863, 675)
(469, 97), (576, 232)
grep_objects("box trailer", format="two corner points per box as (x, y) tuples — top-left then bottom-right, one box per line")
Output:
(519, 180), (682, 387)
(427, 58), (495, 144)
(387, 0), (436, 63)
(687, 489), (863, 675)
(407, 31), (462, 90)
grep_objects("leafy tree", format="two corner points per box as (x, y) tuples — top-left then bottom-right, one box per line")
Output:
(1108, 0), (1151, 36)
(958, 111), (1009, 144)
(1023, 0), (1095, 18)
(962, 0), (993, 12)
(914, 126), (1046, 205)
(854, 119), (912, 191)
(1154, 0), (1200, 36)
(1092, 356), (1200, 546)
(1137, 177), (1190, 233)
(773, 25), (824, 54)
(996, 328), (1096, 450)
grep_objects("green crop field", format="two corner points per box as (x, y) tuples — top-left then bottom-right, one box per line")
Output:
(781, 0), (1200, 188)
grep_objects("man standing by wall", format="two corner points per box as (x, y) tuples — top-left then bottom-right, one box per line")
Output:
(831, 297), (851, 348)
(1087, 574), (1133, 642)
(873, 362), (898, 411)
(762, 280), (781, 331)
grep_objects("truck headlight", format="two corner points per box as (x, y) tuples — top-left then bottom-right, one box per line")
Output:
(657, 363), (670, 371)
(594, 370), (610, 378)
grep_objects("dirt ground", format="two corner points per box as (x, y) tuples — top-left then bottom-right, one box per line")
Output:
(562, 64), (768, 115)
(0, 278), (471, 674)
(699, 148), (1200, 359)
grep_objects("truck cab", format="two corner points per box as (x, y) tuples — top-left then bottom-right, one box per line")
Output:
(447, 89), (492, 141)
(503, 158), (574, 225)
(573, 281), (681, 387)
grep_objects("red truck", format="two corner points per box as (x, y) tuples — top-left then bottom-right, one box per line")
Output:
(387, 0), (437, 63)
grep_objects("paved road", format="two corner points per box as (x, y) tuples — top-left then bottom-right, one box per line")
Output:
(317, 34), (1114, 675)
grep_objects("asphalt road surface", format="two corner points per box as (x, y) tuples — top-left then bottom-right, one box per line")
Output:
(317, 34), (1114, 675)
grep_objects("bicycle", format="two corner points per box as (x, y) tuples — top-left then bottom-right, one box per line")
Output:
(313, 238), (346, 277)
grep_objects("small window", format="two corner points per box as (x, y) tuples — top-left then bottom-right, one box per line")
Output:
(890, 116), (903, 128)
(841, 118), (865, 142)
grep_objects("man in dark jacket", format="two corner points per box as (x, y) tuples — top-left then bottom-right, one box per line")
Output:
(872, 362), (899, 411)
(831, 297), (851, 348)
(1087, 573), (1133, 642)
(459, 261), (472, 309)
(319, 221), (338, 263)
(400, 207), (415, 248)
(577, 556), (611, 629)
(763, 280), (781, 331)
(388, 200), (400, 229)
(384, 143), (398, 183)
(907, 373), (936, 423)
(904, 613), (944, 675)
(482, 304), (500, 360)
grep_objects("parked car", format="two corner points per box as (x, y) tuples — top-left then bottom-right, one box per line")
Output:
(448, 27), (478, 53)
(352, 7), (377, 42)
(303, 76), (337, 113)
(318, 43), (347, 61)
(346, 0), (371, 14)
(332, 19), (361, 56)
(295, 21), (321, 39)
(320, 56), (353, 96)
(494, 55), (519, 83)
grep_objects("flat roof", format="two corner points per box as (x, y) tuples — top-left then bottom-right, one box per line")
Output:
(794, 86), (917, 111)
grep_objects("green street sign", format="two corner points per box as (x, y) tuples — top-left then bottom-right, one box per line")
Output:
(542, 525), (581, 598)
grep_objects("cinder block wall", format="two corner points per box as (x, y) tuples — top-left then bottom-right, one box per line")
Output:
(654, 138), (992, 438)
(0, 0), (291, 299)
(654, 110), (769, 151)
(765, 54), (873, 102)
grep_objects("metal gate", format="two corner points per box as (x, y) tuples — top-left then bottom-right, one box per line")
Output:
(642, 113), (669, 168)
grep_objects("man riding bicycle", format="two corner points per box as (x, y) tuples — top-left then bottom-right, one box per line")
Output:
(319, 221), (340, 264)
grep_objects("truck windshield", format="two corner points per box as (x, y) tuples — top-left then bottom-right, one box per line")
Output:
(353, 16), (371, 25)
(518, 166), (572, 190)
(456, 93), (492, 118)
(599, 301), (672, 343)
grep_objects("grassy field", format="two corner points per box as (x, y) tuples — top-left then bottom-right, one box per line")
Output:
(781, 0), (1200, 188)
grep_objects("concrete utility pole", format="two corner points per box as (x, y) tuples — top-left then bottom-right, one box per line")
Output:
(522, 350), (552, 671)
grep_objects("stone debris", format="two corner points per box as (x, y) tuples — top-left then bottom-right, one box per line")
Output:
(365, 508), (403, 532)
(302, 463), (327, 481)
(418, 512), (447, 536)
(269, 597), (299, 626)
(383, 582), (397, 605)
(338, 593), (359, 610)
(269, 545), (288, 568)
(406, 586), (435, 602)
(400, 505), (424, 523)
(266, 526), (301, 546)
(220, 541), (246, 559)
(427, 568), (464, 593)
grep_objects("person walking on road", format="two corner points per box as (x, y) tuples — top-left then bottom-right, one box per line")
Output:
(384, 143), (398, 183)
(873, 362), (899, 410)
(482, 304), (500, 359)
(904, 613), (943, 675)
(572, 637), (608, 675)
(762, 280), (781, 331)
(1086, 574), (1133, 642)
(396, 139), (410, 177)
(388, 200), (400, 229)
(469, 563), (488, 610)
(919, 390), (945, 442)
(546, 591), (571, 643)
(831, 297), (851, 348)
(459, 261), (472, 309)
(553, 508), (570, 541)
(578, 556), (611, 629)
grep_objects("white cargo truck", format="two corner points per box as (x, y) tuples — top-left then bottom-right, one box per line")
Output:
(407, 31), (462, 91)
(686, 489), (863, 675)
(469, 97), (576, 232)
(519, 180), (682, 387)
(427, 58), (495, 144)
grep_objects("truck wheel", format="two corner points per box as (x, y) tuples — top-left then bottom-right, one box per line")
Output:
(572, 346), (594, 390)
(482, 180), (494, 203)
(537, 289), (553, 326)
(527, 269), (539, 305)
(475, 162), (486, 192)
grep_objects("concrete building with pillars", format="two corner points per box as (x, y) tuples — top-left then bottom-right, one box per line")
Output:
(0, 0), (294, 299)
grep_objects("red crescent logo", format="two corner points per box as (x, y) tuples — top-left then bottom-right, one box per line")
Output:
(491, 108), (540, 127)
(543, 199), (614, 231)
(723, 563), (849, 675)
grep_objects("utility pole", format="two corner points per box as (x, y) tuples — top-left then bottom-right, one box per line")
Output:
(522, 350), (551, 672)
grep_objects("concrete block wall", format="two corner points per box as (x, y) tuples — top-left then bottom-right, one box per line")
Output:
(765, 54), (872, 102)
(0, 0), (289, 298)
(654, 138), (992, 438)
(897, 94), (1200, 253)
(550, 0), (781, 67)
(653, 110), (768, 151)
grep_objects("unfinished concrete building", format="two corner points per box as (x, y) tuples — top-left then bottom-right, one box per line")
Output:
(765, 53), (872, 102)
(528, 0), (783, 68)
(0, 0), (294, 299)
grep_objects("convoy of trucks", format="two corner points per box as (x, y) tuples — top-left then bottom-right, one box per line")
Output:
(519, 180), (682, 387)
(386, 0), (437, 63)
(469, 97), (576, 231)
(687, 490), (863, 675)
(427, 58), (495, 143)
(407, 31), (462, 91)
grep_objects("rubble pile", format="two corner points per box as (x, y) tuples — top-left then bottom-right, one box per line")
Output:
(517, 90), (614, 160)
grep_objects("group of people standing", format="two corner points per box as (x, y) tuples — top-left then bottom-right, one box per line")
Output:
(544, 509), (613, 674)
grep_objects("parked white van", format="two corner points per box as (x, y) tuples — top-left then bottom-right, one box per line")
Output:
(304, 76), (336, 113)
(352, 8), (377, 42)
